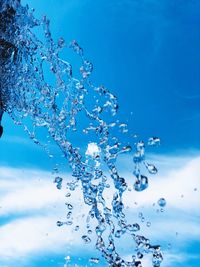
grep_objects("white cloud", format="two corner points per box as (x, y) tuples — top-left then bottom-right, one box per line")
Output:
(0, 215), (69, 258)
(122, 155), (200, 213)
(0, 153), (199, 265)
(0, 166), (91, 262)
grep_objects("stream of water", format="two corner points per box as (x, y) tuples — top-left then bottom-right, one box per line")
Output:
(0, 1), (163, 266)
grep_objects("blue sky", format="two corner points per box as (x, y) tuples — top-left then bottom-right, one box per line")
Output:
(0, 0), (200, 266)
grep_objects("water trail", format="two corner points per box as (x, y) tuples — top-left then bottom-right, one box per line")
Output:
(0, 1), (163, 266)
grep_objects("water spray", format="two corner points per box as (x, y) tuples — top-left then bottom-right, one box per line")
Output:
(0, 1), (163, 266)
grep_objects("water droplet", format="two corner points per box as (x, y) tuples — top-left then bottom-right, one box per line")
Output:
(126, 223), (140, 232)
(137, 252), (143, 259)
(138, 212), (143, 218)
(157, 198), (166, 207)
(74, 225), (79, 231)
(89, 257), (99, 264)
(148, 137), (160, 146)
(144, 162), (158, 174)
(167, 243), (172, 249)
(146, 222), (151, 227)
(66, 203), (73, 210)
(57, 221), (64, 227)
(54, 176), (63, 189)
(66, 211), (72, 219)
(66, 220), (73, 225)
(88, 229), (92, 235)
(119, 123), (128, 133)
(82, 235), (91, 244)
(134, 175), (148, 191)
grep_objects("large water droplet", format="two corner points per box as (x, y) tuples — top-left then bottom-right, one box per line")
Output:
(134, 175), (148, 191)
(144, 162), (158, 174)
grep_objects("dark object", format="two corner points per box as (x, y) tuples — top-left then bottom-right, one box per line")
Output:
(0, 1), (20, 136)
(0, 125), (3, 138)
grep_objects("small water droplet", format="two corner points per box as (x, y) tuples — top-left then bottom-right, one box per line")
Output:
(82, 235), (91, 244)
(148, 137), (160, 146)
(88, 229), (92, 234)
(146, 222), (151, 227)
(57, 221), (64, 227)
(157, 198), (166, 207)
(167, 243), (172, 249)
(54, 176), (63, 189)
(66, 203), (73, 210)
(138, 212), (143, 218)
(137, 252), (143, 259)
(89, 257), (99, 264)
(75, 225), (79, 231)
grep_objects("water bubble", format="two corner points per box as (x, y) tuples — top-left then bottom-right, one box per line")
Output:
(157, 198), (166, 207)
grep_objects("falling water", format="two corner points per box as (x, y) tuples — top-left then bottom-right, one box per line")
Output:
(0, 1), (163, 266)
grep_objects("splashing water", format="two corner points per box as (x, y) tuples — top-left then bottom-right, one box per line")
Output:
(0, 1), (164, 266)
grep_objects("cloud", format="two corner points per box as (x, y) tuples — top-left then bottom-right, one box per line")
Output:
(0, 153), (199, 266)
(0, 167), (65, 216)
(121, 155), (200, 213)
(0, 167), (86, 261)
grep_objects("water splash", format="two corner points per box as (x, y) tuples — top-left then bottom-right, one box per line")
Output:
(0, 1), (163, 266)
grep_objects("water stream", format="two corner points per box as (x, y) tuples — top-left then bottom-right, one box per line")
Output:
(0, 1), (163, 266)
